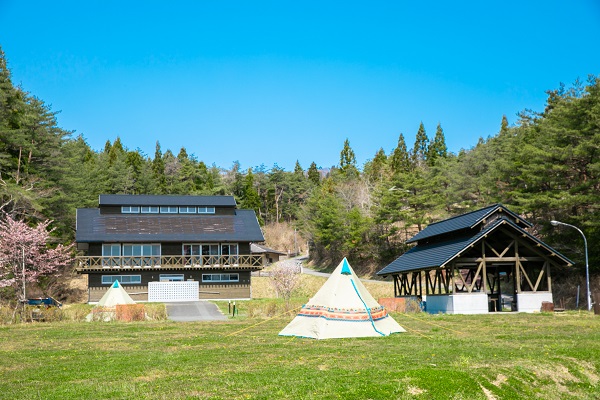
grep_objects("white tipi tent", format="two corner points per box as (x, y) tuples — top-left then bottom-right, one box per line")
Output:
(97, 280), (136, 307)
(87, 280), (136, 322)
(279, 258), (405, 339)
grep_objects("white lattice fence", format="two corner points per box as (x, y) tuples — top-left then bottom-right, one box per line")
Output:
(148, 281), (199, 302)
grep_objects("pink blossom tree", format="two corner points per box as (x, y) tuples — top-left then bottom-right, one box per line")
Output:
(269, 263), (301, 309)
(0, 213), (73, 302)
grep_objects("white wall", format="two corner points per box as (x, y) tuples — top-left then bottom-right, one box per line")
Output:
(148, 281), (199, 302)
(517, 292), (553, 313)
(426, 293), (489, 314)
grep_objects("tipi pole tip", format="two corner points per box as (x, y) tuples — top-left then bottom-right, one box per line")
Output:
(341, 258), (352, 275)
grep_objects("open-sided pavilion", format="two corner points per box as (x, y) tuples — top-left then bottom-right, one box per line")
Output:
(377, 204), (572, 314)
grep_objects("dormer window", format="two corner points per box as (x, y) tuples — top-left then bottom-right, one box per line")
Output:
(120, 205), (216, 214)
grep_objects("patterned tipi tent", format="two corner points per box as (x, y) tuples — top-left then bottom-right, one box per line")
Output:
(279, 258), (405, 339)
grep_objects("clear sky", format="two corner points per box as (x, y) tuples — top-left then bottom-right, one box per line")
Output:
(1, 1), (599, 171)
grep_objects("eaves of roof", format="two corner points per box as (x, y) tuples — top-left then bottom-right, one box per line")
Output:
(377, 218), (572, 276)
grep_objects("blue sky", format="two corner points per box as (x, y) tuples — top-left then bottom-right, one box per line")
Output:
(1, 1), (599, 171)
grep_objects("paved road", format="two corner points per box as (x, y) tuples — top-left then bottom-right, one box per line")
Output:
(166, 301), (227, 322)
(302, 265), (392, 284)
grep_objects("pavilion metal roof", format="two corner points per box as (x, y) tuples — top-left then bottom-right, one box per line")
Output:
(377, 217), (572, 276)
(76, 208), (264, 243)
(406, 203), (531, 244)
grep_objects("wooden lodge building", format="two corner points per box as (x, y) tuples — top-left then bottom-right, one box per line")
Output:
(377, 204), (572, 314)
(76, 195), (265, 302)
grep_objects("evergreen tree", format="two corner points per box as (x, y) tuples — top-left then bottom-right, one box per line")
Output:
(339, 138), (358, 177)
(177, 147), (188, 162)
(108, 137), (125, 165)
(293, 160), (304, 176)
(427, 123), (448, 165)
(307, 162), (320, 185)
(390, 132), (411, 174)
(241, 168), (263, 224)
(363, 147), (387, 182)
(411, 122), (429, 168)
(500, 115), (510, 136)
(152, 141), (167, 194)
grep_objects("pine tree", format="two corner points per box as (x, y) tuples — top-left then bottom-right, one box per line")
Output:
(500, 115), (510, 136)
(307, 162), (320, 185)
(339, 138), (358, 177)
(152, 141), (167, 194)
(177, 147), (188, 162)
(364, 148), (388, 182)
(427, 123), (448, 165)
(411, 122), (429, 168)
(241, 168), (263, 224)
(390, 132), (411, 174)
(293, 160), (304, 176)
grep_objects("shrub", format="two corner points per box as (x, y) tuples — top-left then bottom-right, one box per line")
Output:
(144, 303), (167, 321)
(62, 304), (93, 321)
(116, 304), (146, 322)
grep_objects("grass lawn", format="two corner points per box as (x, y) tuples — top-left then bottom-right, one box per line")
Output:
(0, 305), (599, 399)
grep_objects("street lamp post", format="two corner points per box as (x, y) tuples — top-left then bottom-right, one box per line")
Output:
(551, 220), (591, 311)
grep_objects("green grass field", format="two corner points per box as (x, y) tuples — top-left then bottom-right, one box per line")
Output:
(0, 304), (599, 399)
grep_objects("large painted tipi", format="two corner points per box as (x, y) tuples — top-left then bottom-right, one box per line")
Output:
(279, 258), (405, 339)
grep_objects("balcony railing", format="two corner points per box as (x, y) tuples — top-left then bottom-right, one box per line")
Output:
(76, 255), (264, 271)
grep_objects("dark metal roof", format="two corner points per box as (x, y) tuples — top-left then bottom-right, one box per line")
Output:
(406, 203), (531, 244)
(98, 194), (237, 207)
(377, 218), (572, 276)
(76, 208), (264, 243)
(251, 243), (287, 255)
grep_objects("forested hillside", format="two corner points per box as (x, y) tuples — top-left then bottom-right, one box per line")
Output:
(1, 46), (598, 278)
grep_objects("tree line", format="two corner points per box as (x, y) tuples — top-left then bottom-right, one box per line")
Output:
(1, 46), (598, 281)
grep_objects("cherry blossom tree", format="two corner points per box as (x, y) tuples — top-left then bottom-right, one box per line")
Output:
(0, 213), (73, 302)
(269, 262), (301, 309)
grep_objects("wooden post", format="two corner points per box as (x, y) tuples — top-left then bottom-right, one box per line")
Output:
(482, 241), (487, 293)
(515, 242), (521, 293)
(450, 263), (455, 294)
(546, 261), (552, 292)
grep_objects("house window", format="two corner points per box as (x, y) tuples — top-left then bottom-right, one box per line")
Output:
(202, 273), (239, 282)
(183, 244), (220, 265)
(102, 244), (121, 256)
(221, 243), (238, 256)
(141, 206), (159, 214)
(159, 274), (185, 282)
(160, 206), (178, 214)
(179, 206), (197, 214)
(101, 275), (141, 285)
(197, 207), (216, 214)
(121, 206), (140, 213)
(202, 244), (220, 255)
(123, 244), (161, 256)
(122, 244), (161, 267)
(102, 244), (121, 267)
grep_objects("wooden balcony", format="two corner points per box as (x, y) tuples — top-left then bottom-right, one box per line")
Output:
(76, 255), (264, 272)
